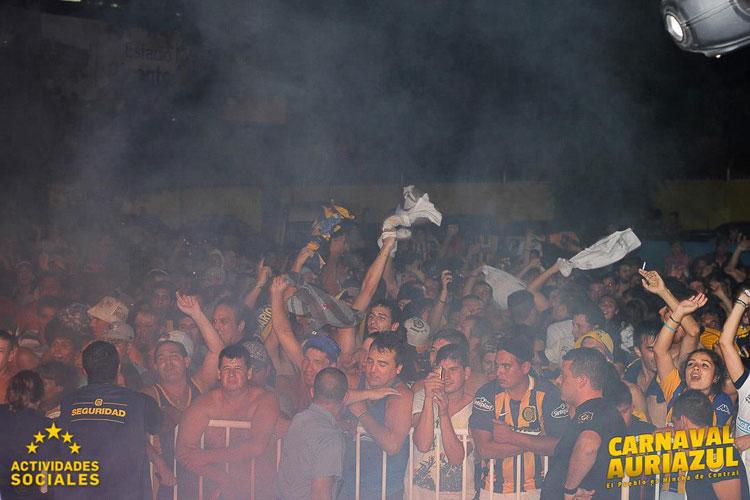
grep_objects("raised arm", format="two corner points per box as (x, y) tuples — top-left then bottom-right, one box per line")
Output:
(725, 235), (749, 277)
(653, 294), (707, 382)
(462, 265), (484, 297)
(291, 246), (316, 274)
(526, 261), (558, 312)
(427, 270), (451, 333)
(382, 255), (399, 300)
(269, 276), (303, 372)
(319, 234), (347, 295)
(352, 237), (396, 313)
(243, 258), (271, 311)
(708, 279), (733, 314)
(334, 237), (396, 356)
(639, 269), (701, 339)
(718, 290), (750, 382)
(176, 292), (224, 390)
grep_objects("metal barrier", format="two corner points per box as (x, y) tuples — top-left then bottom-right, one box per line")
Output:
(354, 427), (663, 500)
(149, 419), (281, 500)
(148, 420), (744, 500)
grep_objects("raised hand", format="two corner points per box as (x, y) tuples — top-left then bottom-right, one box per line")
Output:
(674, 293), (707, 318)
(708, 279), (726, 297)
(293, 246), (316, 270)
(176, 292), (202, 317)
(256, 257), (272, 287)
(639, 269), (666, 295)
(269, 275), (289, 296)
(441, 270), (453, 290)
(423, 370), (444, 398)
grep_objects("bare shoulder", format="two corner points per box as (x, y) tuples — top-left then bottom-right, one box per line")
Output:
(250, 385), (279, 405)
(191, 388), (221, 411)
(393, 381), (414, 400)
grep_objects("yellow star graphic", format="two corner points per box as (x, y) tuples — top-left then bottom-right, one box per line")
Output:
(61, 431), (74, 444)
(69, 442), (81, 455)
(45, 422), (62, 440)
(33, 432), (46, 444)
(26, 442), (39, 454)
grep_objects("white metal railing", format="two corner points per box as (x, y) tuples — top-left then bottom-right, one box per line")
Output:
(354, 427), (664, 500)
(149, 419), (281, 500)
(148, 421), (745, 500)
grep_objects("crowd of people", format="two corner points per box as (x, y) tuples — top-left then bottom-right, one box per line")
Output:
(1, 211), (750, 500)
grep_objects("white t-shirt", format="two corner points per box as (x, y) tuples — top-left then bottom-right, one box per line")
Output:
(546, 320), (573, 348)
(409, 389), (475, 498)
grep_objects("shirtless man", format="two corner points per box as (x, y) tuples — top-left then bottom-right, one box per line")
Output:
(176, 344), (280, 499)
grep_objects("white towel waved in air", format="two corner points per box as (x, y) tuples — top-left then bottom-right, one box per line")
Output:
(378, 186), (442, 257)
(556, 228), (641, 277)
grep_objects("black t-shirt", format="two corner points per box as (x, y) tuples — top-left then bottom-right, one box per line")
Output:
(0, 405), (57, 500)
(541, 397), (626, 500)
(57, 382), (162, 500)
(685, 444), (749, 500)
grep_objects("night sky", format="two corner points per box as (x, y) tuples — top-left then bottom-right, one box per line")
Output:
(2, 0), (750, 222)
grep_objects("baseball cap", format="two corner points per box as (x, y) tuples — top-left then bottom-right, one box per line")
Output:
(102, 321), (135, 343)
(404, 317), (430, 348)
(575, 330), (614, 359)
(158, 330), (194, 359)
(303, 335), (342, 364)
(88, 296), (130, 324)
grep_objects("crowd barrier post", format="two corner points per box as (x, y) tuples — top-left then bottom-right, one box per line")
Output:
(354, 427), (653, 500)
(151, 419), (281, 500)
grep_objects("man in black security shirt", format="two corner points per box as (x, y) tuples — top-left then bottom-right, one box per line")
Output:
(541, 348), (626, 500)
(58, 341), (162, 500)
